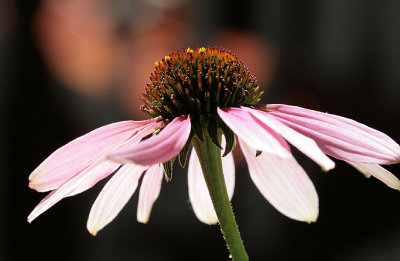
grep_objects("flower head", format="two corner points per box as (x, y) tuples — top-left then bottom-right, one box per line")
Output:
(28, 47), (400, 235)
(140, 47), (263, 157)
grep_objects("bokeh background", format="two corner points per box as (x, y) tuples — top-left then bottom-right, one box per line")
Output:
(1, 0), (400, 260)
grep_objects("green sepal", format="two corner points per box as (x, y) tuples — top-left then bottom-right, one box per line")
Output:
(178, 131), (193, 168)
(255, 150), (262, 157)
(191, 117), (204, 141)
(207, 119), (222, 149)
(220, 121), (236, 157)
(163, 157), (175, 182)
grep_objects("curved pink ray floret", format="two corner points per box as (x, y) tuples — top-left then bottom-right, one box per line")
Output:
(29, 118), (158, 192)
(241, 107), (335, 172)
(188, 138), (235, 225)
(346, 161), (400, 190)
(262, 104), (400, 165)
(28, 119), (163, 223)
(70, 121), (164, 197)
(110, 115), (192, 166)
(28, 160), (121, 223)
(87, 164), (148, 235)
(217, 107), (291, 158)
(239, 138), (319, 223)
(137, 164), (164, 224)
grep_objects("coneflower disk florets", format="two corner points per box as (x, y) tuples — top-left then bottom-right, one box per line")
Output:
(140, 47), (263, 155)
(141, 47), (263, 119)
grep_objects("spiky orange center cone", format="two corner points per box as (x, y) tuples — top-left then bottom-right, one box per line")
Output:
(140, 47), (263, 120)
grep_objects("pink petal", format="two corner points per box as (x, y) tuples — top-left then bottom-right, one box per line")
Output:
(262, 104), (400, 164)
(87, 164), (147, 235)
(346, 161), (400, 190)
(71, 121), (164, 196)
(243, 107), (335, 172)
(239, 138), (319, 223)
(28, 159), (120, 223)
(217, 107), (291, 158)
(188, 142), (235, 225)
(110, 115), (191, 166)
(29, 118), (157, 192)
(137, 164), (164, 224)
(28, 121), (164, 223)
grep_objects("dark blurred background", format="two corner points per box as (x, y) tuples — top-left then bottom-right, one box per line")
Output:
(1, 0), (400, 260)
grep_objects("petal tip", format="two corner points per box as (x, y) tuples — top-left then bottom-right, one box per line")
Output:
(87, 223), (99, 236)
(28, 181), (37, 190)
(28, 172), (36, 182)
(28, 180), (47, 192)
(305, 219), (315, 224)
(304, 213), (318, 224)
(27, 213), (36, 224)
(390, 180), (400, 191)
(137, 215), (149, 224)
(201, 217), (218, 225)
(322, 161), (335, 172)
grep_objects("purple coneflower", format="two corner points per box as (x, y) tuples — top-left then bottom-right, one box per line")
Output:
(28, 47), (400, 260)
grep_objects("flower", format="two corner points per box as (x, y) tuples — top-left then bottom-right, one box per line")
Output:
(28, 47), (400, 235)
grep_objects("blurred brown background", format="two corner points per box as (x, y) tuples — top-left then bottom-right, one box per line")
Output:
(1, 0), (400, 260)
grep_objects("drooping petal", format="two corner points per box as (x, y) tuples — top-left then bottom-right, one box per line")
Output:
(28, 121), (163, 223)
(262, 104), (400, 164)
(239, 138), (319, 223)
(347, 161), (400, 190)
(217, 107), (291, 158)
(222, 153), (235, 199)
(110, 115), (191, 166)
(137, 164), (164, 224)
(29, 118), (157, 192)
(243, 107), (335, 172)
(70, 121), (164, 196)
(28, 160), (120, 223)
(188, 145), (235, 225)
(87, 164), (147, 235)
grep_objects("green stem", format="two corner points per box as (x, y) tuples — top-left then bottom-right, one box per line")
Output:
(192, 134), (249, 261)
